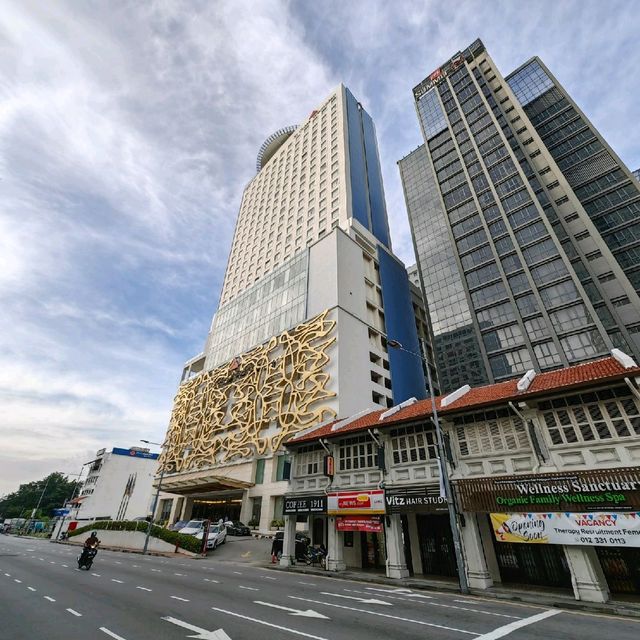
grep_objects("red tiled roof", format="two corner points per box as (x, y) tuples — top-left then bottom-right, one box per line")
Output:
(289, 356), (640, 445)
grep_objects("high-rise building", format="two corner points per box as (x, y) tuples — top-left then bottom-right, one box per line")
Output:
(158, 85), (425, 531)
(633, 168), (640, 182)
(401, 39), (640, 391)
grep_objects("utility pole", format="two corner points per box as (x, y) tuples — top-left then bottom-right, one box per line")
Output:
(387, 339), (470, 594)
(141, 440), (166, 555)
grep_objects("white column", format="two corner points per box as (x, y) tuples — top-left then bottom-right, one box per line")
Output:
(279, 515), (297, 567)
(326, 517), (346, 571)
(167, 498), (181, 525)
(407, 514), (423, 575)
(385, 515), (409, 579)
(181, 497), (194, 521)
(564, 546), (610, 603)
(477, 512), (502, 583)
(460, 513), (493, 589)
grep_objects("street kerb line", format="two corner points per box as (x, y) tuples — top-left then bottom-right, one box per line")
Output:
(100, 627), (128, 640)
(211, 606), (330, 640)
(472, 609), (562, 640)
(288, 596), (479, 635)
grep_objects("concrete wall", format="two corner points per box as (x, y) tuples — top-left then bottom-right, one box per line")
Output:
(68, 529), (195, 555)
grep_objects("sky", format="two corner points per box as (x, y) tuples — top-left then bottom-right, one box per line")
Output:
(1, 0), (639, 496)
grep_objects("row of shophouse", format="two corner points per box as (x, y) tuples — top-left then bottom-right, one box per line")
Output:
(278, 352), (640, 603)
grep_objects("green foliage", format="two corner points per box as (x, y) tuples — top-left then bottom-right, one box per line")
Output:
(271, 519), (285, 528)
(0, 473), (81, 519)
(68, 520), (202, 553)
(248, 517), (259, 527)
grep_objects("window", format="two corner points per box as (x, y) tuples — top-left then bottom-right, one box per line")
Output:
(539, 387), (640, 445)
(539, 280), (579, 308)
(338, 435), (376, 471)
(482, 323), (524, 352)
(524, 316), (549, 340)
(470, 281), (508, 308)
(534, 341), (562, 368)
(477, 301), (517, 330)
(275, 455), (290, 481)
(254, 458), (265, 484)
(390, 425), (437, 464)
(294, 446), (323, 477)
(454, 410), (529, 456)
(530, 258), (569, 285)
(489, 348), (534, 378)
(560, 330), (606, 361)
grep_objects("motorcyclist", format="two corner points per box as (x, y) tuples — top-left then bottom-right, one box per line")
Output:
(84, 531), (100, 549)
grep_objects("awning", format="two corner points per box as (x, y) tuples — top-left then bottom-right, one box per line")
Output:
(157, 469), (254, 495)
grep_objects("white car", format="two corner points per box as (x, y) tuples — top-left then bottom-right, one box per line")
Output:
(196, 524), (227, 550)
(178, 519), (206, 536)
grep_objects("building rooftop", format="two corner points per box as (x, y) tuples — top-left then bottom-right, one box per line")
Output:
(288, 356), (640, 445)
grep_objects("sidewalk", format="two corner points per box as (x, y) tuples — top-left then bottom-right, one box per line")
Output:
(267, 562), (640, 620)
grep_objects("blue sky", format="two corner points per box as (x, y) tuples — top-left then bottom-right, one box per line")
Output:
(1, 0), (638, 494)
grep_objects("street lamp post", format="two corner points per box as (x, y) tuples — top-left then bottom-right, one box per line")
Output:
(141, 439), (166, 555)
(387, 339), (470, 594)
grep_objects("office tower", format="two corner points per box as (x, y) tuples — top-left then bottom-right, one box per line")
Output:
(158, 85), (425, 531)
(401, 39), (640, 390)
(633, 168), (640, 182)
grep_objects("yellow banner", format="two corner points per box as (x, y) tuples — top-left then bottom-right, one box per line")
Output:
(490, 513), (549, 544)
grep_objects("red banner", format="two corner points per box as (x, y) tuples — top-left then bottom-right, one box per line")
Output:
(336, 517), (382, 533)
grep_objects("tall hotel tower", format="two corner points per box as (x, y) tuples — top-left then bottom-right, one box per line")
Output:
(158, 86), (425, 530)
(400, 39), (640, 393)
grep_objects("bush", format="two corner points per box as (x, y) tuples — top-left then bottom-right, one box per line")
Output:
(67, 520), (202, 554)
(248, 518), (259, 528)
(271, 519), (285, 529)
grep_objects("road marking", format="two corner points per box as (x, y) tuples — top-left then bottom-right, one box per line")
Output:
(132, 565), (139, 568)
(49, 561), (56, 564)
(66, 608), (82, 617)
(211, 607), (328, 640)
(255, 601), (330, 619)
(170, 595), (190, 602)
(27, 587), (36, 591)
(320, 592), (391, 606)
(111, 578), (124, 583)
(136, 586), (152, 591)
(364, 586), (432, 599)
(428, 601), (521, 619)
(44, 596), (56, 602)
(62, 564), (68, 568)
(289, 597), (478, 635)
(4, 573), (10, 576)
(115, 561), (122, 564)
(92, 573), (101, 577)
(39, 557), (44, 561)
(233, 571), (242, 575)
(151, 569), (161, 572)
(14, 579), (22, 583)
(204, 578), (220, 583)
(162, 616), (231, 639)
(298, 582), (316, 586)
(100, 628), (128, 640)
(174, 572), (186, 576)
(472, 609), (562, 640)
(239, 585), (259, 591)
(262, 576), (277, 580)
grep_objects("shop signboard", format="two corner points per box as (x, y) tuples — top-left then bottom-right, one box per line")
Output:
(283, 495), (327, 515)
(385, 485), (447, 513)
(491, 512), (640, 548)
(327, 490), (385, 515)
(336, 516), (382, 533)
(456, 467), (640, 513)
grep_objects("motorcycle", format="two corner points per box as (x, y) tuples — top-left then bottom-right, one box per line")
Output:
(77, 543), (99, 570)
(304, 545), (327, 567)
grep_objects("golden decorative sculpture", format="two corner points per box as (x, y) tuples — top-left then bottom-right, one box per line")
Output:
(160, 310), (336, 473)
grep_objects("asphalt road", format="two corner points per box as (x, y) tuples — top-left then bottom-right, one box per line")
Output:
(1, 534), (638, 640)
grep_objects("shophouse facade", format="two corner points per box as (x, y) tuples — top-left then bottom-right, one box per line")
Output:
(282, 352), (640, 602)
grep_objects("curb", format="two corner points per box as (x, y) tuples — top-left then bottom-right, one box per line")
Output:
(266, 564), (640, 619)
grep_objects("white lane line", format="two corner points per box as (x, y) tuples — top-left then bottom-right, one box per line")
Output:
(174, 573), (186, 576)
(14, 579), (22, 583)
(472, 609), (562, 640)
(49, 561), (56, 564)
(4, 573), (11, 577)
(100, 628), (128, 640)
(115, 561), (122, 564)
(92, 573), (101, 577)
(151, 569), (161, 572)
(239, 585), (259, 591)
(44, 596), (56, 602)
(62, 564), (68, 568)
(262, 575), (277, 580)
(455, 599), (478, 605)
(211, 606), (329, 640)
(111, 579), (124, 583)
(298, 582), (316, 586)
(289, 596), (478, 636)
(136, 586), (152, 592)
(27, 587), (36, 591)
(132, 565), (139, 568)
(203, 578), (220, 583)
(233, 571), (242, 575)
(66, 608), (82, 617)
(170, 595), (190, 602)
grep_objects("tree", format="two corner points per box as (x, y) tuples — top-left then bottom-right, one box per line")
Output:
(0, 473), (81, 520)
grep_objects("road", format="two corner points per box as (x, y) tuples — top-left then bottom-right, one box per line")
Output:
(0, 534), (638, 640)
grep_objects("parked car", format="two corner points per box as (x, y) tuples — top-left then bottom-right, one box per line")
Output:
(271, 531), (309, 560)
(196, 524), (227, 550)
(178, 520), (206, 536)
(169, 520), (189, 532)
(225, 520), (251, 536)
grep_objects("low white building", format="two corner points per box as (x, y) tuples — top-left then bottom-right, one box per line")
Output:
(71, 447), (159, 522)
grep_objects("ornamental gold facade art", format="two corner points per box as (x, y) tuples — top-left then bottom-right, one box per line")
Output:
(160, 310), (336, 473)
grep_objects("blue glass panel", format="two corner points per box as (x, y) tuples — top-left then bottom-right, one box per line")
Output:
(507, 60), (554, 107)
(346, 88), (371, 230)
(377, 247), (427, 402)
(417, 89), (448, 139)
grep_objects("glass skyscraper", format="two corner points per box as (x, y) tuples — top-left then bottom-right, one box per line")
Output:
(401, 39), (640, 391)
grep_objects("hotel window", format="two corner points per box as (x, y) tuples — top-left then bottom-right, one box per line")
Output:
(390, 425), (437, 464)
